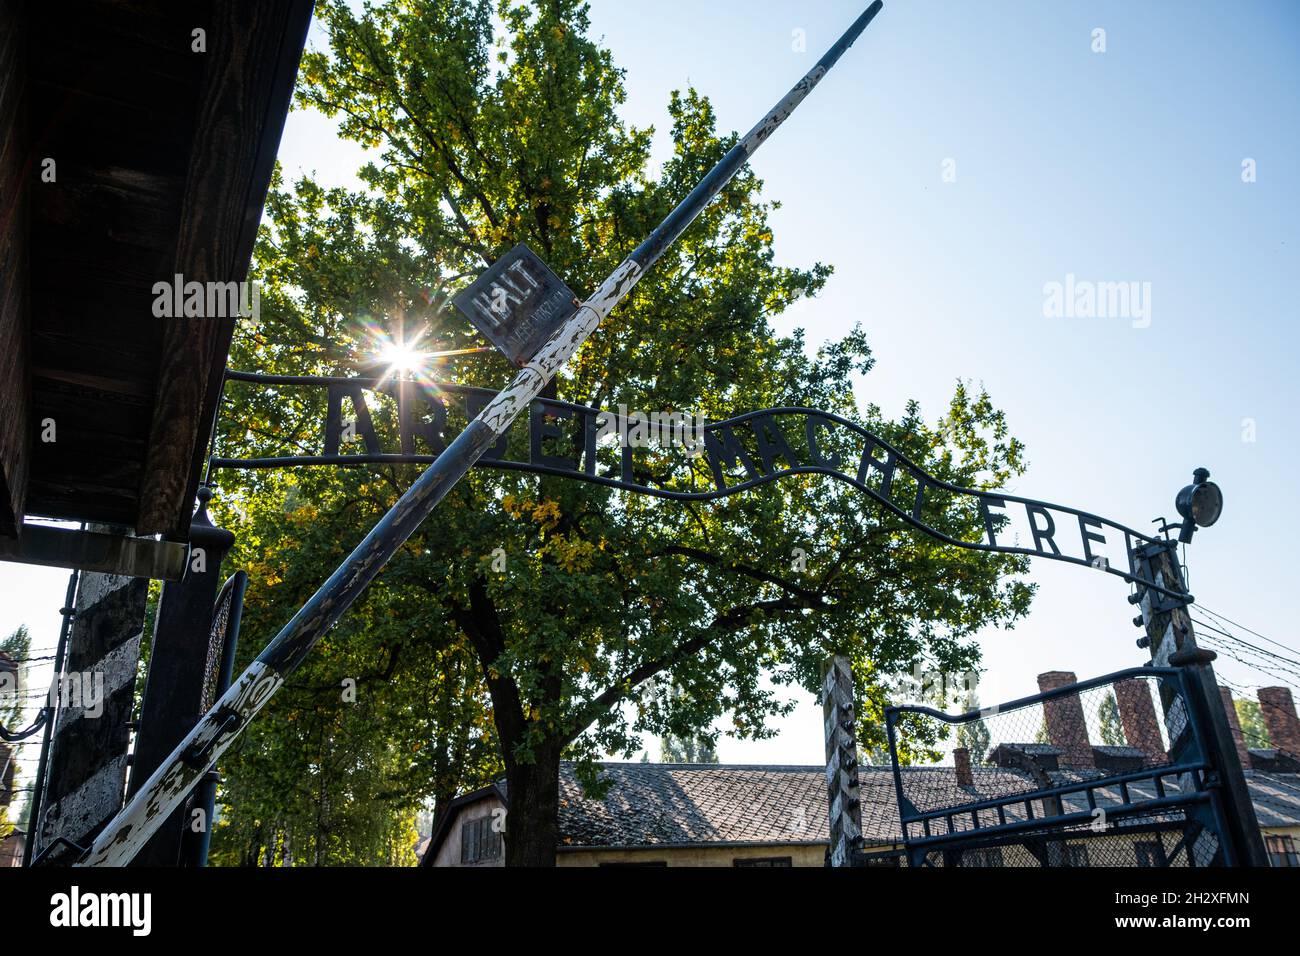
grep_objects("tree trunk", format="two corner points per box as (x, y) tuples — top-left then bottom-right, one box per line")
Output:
(503, 744), (561, 867)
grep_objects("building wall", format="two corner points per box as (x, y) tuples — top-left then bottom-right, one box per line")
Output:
(1261, 825), (1300, 866)
(430, 796), (507, 867)
(0, 830), (23, 867)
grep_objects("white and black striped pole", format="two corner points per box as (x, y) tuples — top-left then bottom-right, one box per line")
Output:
(78, 2), (884, 866)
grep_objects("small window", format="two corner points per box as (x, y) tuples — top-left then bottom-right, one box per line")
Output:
(733, 856), (793, 867)
(460, 815), (502, 864)
(1266, 834), (1298, 867)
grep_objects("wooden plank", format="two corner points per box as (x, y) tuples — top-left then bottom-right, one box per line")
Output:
(19, 1), (200, 533)
(0, 523), (187, 580)
(135, 0), (314, 536)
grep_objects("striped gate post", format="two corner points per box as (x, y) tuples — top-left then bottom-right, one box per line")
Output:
(33, 528), (147, 861)
(822, 655), (864, 866)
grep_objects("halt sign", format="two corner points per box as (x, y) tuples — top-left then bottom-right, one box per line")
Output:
(452, 243), (579, 366)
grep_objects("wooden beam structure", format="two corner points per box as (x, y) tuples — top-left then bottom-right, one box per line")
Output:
(137, 0), (316, 536)
(3, 0), (313, 543)
(0, 523), (187, 580)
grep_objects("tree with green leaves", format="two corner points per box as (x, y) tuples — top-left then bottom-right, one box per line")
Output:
(1098, 692), (1125, 747)
(1235, 698), (1270, 751)
(1, 625), (32, 841)
(956, 717), (991, 766)
(653, 681), (719, 764)
(215, 0), (1033, 865)
(205, 468), (503, 865)
(0, 624), (28, 728)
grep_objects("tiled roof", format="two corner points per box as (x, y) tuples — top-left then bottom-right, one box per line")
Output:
(1092, 745), (1148, 758)
(1244, 770), (1300, 829)
(553, 763), (829, 847)
(544, 762), (1300, 849)
(551, 762), (1036, 847)
(993, 743), (1062, 756)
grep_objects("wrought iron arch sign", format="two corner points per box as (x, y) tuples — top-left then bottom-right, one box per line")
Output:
(213, 368), (1185, 600)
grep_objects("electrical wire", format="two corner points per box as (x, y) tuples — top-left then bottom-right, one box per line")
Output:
(1195, 631), (1300, 687)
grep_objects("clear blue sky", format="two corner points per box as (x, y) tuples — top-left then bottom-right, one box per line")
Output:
(3, 1), (1297, 773)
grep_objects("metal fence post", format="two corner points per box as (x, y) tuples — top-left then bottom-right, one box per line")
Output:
(1132, 539), (1268, 866)
(126, 487), (235, 866)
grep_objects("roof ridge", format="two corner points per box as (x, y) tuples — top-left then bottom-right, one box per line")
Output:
(583, 762), (821, 771)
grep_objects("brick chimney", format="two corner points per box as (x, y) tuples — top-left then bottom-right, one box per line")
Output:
(1114, 677), (1166, 763)
(1217, 686), (1252, 769)
(1037, 671), (1095, 769)
(1258, 687), (1300, 761)
(954, 746), (973, 787)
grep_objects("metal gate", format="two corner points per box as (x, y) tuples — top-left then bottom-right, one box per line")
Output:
(884, 666), (1235, 867)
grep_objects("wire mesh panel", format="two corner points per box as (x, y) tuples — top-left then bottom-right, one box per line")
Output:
(885, 667), (1225, 867)
(199, 572), (246, 717)
(912, 818), (1220, 868)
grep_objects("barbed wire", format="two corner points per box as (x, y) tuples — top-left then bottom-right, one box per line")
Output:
(1196, 604), (1300, 658)
(1192, 615), (1300, 677)
(1200, 642), (1300, 698)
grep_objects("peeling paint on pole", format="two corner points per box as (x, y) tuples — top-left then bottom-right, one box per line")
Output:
(35, 544), (146, 862)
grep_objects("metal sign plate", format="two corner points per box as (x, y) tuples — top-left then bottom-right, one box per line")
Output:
(452, 243), (579, 366)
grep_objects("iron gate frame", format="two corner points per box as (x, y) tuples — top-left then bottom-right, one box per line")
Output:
(884, 665), (1237, 867)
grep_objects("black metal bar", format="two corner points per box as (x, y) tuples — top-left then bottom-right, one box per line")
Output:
(886, 666), (1182, 727)
(1168, 648), (1261, 866)
(901, 761), (1208, 827)
(126, 489), (236, 866)
(904, 792), (1215, 850)
(78, 4), (887, 867)
(213, 384), (1190, 599)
